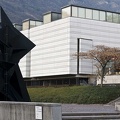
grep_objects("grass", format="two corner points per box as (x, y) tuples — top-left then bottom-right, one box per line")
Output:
(28, 86), (120, 104)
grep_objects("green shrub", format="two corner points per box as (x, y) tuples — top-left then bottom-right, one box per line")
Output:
(28, 86), (120, 104)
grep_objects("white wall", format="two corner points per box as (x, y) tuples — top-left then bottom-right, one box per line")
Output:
(29, 18), (71, 77)
(20, 17), (120, 82)
(19, 30), (31, 77)
(97, 75), (120, 85)
(69, 17), (120, 75)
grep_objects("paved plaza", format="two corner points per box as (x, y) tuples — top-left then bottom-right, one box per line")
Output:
(62, 104), (118, 113)
(62, 104), (120, 120)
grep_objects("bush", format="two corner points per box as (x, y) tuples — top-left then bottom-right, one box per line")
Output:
(28, 86), (120, 104)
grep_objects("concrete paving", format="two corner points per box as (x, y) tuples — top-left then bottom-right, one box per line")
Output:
(62, 104), (120, 120)
(62, 104), (119, 113)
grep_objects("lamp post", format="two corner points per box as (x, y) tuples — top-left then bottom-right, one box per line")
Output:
(76, 38), (80, 85)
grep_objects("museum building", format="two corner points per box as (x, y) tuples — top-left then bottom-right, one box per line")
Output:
(17, 5), (120, 86)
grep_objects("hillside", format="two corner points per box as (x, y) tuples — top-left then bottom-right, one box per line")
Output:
(0, 0), (120, 24)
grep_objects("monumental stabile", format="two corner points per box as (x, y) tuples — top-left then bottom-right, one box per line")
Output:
(0, 7), (35, 101)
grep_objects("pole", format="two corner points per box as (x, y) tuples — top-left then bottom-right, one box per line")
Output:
(76, 38), (79, 85)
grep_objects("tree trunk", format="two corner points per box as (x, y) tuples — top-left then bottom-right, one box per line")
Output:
(100, 67), (105, 88)
(101, 76), (103, 88)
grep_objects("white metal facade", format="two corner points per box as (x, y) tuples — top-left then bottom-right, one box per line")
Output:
(19, 17), (120, 83)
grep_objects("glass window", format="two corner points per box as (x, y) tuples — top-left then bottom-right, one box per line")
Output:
(113, 13), (119, 23)
(52, 13), (58, 21)
(93, 10), (99, 20)
(14, 24), (22, 31)
(52, 13), (61, 21)
(72, 6), (78, 17)
(118, 15), (120, 23)
(107, 12), (113, 22)
(86, 9), (92, 19)
(58, 14), (61, 19)
(62, 7), (71, 18)
(100, 11), (105, 21)
(36, 21), (42, 26)
(22, 21), (29, 30)
(78, 7), (85, 18)
(43, 14), (51, 24)
(30, 20), (35, 28)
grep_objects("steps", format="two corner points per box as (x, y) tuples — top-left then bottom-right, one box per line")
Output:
(62, 112), (120, 120)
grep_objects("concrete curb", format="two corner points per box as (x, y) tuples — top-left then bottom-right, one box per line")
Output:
(62, 112), (120, 120)
(62, 115), (120, 120)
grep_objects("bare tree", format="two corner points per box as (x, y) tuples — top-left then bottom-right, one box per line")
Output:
(77, 45), (120, 87)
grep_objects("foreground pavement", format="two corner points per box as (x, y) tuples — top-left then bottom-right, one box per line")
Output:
(62, 104), (118, 113)
(62, 104), (120, 119)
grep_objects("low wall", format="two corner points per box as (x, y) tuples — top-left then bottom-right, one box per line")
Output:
(0, 101), (62, 120)
(115, 102), (120, 111)
(97, 75), (120, 85)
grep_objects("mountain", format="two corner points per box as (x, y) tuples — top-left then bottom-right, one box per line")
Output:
(0, 0), (120, 24)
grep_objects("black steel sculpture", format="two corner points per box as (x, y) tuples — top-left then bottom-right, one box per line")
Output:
(0, 7), (35, 101)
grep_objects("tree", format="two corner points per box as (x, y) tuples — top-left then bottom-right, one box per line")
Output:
(77, 45), (120, 87)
